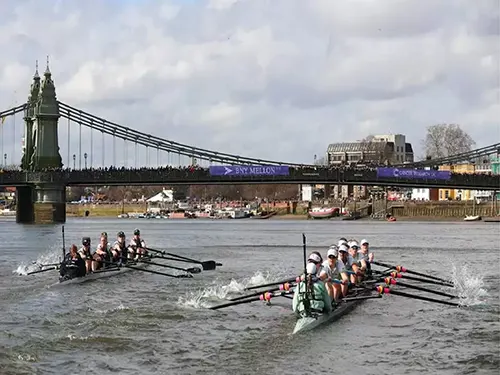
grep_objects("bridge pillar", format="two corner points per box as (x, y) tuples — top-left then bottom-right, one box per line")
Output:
(16, 186), (34, 223)
(33, 184), (66, 224)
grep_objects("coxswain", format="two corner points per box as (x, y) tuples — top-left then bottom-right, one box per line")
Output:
(92, 232), (110, 271)
(292, 262), (332, 317)
(60, 245), (86, 280)
(78, 237), (92, 274)
(319, 246), (346, 303)
(128, 229), (147, 259)
(358, 239), (373, 277)
(111, 231), (127, 263)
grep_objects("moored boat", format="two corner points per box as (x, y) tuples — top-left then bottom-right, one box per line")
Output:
(463, 215), (481, 222)
(308, 207), (338, 219)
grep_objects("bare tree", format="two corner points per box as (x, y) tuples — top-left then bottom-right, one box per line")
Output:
(422, 124), (475, 159)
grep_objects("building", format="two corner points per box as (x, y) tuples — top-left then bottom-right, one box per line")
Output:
(326, 133), (414, 166)
(372, 134), (414, 164)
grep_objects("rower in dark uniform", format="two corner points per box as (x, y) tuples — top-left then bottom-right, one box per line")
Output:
(60, 245), (86, 280)
(78, 237), (92, 274)
(111, 231), (128, 264)
(92, 232), (111, 271)
(128, 229), (147, 260)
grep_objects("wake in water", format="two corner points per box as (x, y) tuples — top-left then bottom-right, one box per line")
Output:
(178, 269), (290, 309)
(14, 249), (62, 275)
(450, 263), (488, 306)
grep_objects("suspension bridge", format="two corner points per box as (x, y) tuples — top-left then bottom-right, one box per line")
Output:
(0, 64), (499, 223)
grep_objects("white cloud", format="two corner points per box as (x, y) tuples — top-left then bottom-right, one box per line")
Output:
(0, 0), (498, 166)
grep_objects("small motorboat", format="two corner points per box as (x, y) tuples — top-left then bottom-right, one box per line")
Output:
(463, 215), (482, 222)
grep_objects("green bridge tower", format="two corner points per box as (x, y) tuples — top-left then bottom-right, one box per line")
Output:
(17, 59), (66, 224)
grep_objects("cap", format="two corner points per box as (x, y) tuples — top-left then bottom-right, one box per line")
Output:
(338, 244), (349, 253)
(117, 231), (125, 237)
(101, 232), (108, 238)
(308, 253), (321, 263)
(360, 239), (369, 245)
(134, 228), (140, 235)
(306, 262), (317, 275)
(327, 248), (338, 258)
(82, 237), (91, 245)
(349, 241), (359, 249)
(339, 237), (347, 242)
(338, 240), (348, 247)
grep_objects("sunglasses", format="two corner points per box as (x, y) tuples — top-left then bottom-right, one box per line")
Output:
(328, 255), (337, 259)
(351, 246), (359, 250)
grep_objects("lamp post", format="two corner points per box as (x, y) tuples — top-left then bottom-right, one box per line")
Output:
(84, 153), (88, 169)
(72, 154), (76, 170)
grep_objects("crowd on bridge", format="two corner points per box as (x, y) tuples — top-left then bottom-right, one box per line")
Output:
(0, 164), (498, 189)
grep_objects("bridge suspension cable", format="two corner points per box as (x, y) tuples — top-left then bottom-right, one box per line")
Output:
(58, 102), (310, 167)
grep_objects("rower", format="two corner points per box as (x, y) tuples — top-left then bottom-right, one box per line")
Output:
(358, 239), (373, 277)
(60, 244), (86, 280)
(338, 244), (356, 291)
(318, 246), (346, 303)
(92, 232), (111, 271)
(111, 231), (127, 263)
(78, 237), (92, 274)
(336, 245), (351, 296)
(292, 262), (332, 317)
(347, 240), (363, 282)
(128, 229), (147, 260)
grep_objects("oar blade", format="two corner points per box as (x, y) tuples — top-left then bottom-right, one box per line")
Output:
(201, 261), (217, 271)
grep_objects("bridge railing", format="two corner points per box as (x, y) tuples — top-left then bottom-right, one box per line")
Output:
(0, 167), (499, 190)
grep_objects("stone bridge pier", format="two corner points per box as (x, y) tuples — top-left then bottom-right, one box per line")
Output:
(16, 184), (66, 224)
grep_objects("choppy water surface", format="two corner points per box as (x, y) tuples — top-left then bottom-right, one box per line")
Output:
(0, 218), (498, 375)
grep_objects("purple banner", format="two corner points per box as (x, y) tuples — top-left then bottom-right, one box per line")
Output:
(209, 165), (290, 176)
(377, 167), (451, 180)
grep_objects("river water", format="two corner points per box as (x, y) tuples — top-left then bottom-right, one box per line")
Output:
(0, 218), (498, 375)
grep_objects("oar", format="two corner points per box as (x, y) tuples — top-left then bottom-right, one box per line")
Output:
(375, 286), (460, 307)
(228, 282), (294, 302)
(32, 262), (60, 268)
(244, 276), (298, 291)
(210, 291), (276, 310)
(138, 259), (201, 274)
(389, 272), (454, 288)
(26, 266), (59, 275)
(382, 277), (457, 299)
(343, 294), (382, 302)
(372, 261), (453, 284)
(101, 260), (192, 278)
(147, 248), (222, 270)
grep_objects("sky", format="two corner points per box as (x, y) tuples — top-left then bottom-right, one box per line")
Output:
(0, 0), (498, 166)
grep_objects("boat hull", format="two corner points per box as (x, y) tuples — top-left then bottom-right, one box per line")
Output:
(51, 259), (150, 287)
(464, 215), (482, 222)
(292, 287), (371, 334)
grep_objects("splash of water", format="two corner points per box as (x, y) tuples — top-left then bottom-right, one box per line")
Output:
(451, 264), (488, 306)
(14, 249), (62, 275)
(177, 270), (285, 309)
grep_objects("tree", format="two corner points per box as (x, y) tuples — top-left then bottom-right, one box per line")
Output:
(423, 124), (475, 159)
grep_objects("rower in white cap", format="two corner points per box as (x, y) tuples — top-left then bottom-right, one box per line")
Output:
(292, 262), (332, 317)
(318, 245), (346, 303)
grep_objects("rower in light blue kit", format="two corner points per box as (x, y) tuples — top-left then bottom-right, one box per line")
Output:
(292, 263), (332, 317)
